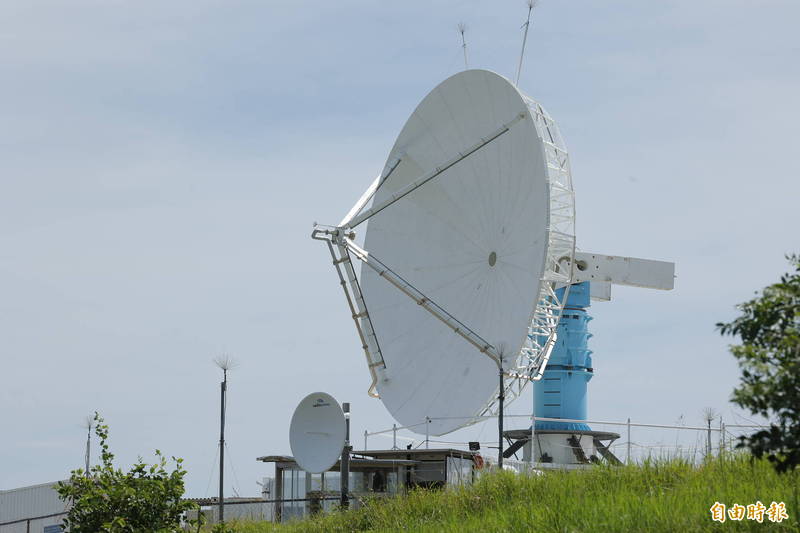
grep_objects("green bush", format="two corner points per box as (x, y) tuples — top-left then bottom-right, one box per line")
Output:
(56, 413), (196, 532)
(718, 254), (800, 472)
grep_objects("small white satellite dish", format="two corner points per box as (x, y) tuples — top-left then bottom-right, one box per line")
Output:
(289, 392), (346, 474)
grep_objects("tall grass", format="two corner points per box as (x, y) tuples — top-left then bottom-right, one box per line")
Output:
(223, 455), (799, 532)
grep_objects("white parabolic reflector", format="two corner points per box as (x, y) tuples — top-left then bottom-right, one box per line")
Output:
(353, 70), (575, 436)
(289, 392), (346, 474)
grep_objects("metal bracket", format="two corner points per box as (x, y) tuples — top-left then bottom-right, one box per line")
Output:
(312, 228), (385, 398)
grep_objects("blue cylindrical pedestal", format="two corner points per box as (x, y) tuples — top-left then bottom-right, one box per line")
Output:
(533, 282), (593, 431)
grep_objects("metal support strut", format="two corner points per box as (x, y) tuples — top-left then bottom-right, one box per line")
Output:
(344, 238), (502, 364)
(345, 113), (526, 229)
(498, 367), (505, 469)
(312, 229), (384, 397)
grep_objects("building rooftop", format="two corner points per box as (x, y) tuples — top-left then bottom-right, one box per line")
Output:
(353, 448), (480, 461)
(184, 496), (266, 506)
(256, 448), (480, 470)
(256, 455), (419, 469)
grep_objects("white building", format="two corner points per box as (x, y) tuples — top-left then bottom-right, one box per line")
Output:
(0, 482), (67, 533)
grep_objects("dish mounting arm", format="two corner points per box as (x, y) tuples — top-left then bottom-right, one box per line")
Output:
(312, 229), (385, 398)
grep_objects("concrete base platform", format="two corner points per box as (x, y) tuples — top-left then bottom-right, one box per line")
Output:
(503, 428), (622, 465)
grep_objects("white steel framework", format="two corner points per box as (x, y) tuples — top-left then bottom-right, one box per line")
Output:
(482, 96), (576, 417)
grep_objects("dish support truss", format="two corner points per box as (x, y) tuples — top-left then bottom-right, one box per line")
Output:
(484, 96), (576, 417)
(312, 95), (576, 419)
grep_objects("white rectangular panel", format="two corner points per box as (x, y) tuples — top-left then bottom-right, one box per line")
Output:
(589, 281), (612, 301)
(573, 252), (675, 290)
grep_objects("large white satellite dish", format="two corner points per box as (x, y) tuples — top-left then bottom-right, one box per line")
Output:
(313, 69), (575, 436)
(289, 392), (346, 474)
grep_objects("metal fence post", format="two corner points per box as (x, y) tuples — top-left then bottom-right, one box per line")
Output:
(425, 417), (431, 449)
(626, 417), (631, 465)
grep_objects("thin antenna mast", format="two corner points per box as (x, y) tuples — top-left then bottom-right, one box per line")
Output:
(515, 0), (538, 86)
(214, 355), (236, 526)
(83, 415), (93, 476)
(457, 22), (468, 70)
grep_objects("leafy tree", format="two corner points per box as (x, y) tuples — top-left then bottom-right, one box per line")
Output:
(717, 254), (800, 472)
(56, 413), (197, 532)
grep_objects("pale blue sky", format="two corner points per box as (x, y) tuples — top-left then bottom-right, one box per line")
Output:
(2, 1), (798, 496)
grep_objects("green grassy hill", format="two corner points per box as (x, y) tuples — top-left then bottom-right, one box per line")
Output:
(224, 456), (798, 532)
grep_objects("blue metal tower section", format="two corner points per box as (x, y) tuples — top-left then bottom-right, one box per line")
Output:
(533, 281), (593, 431)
